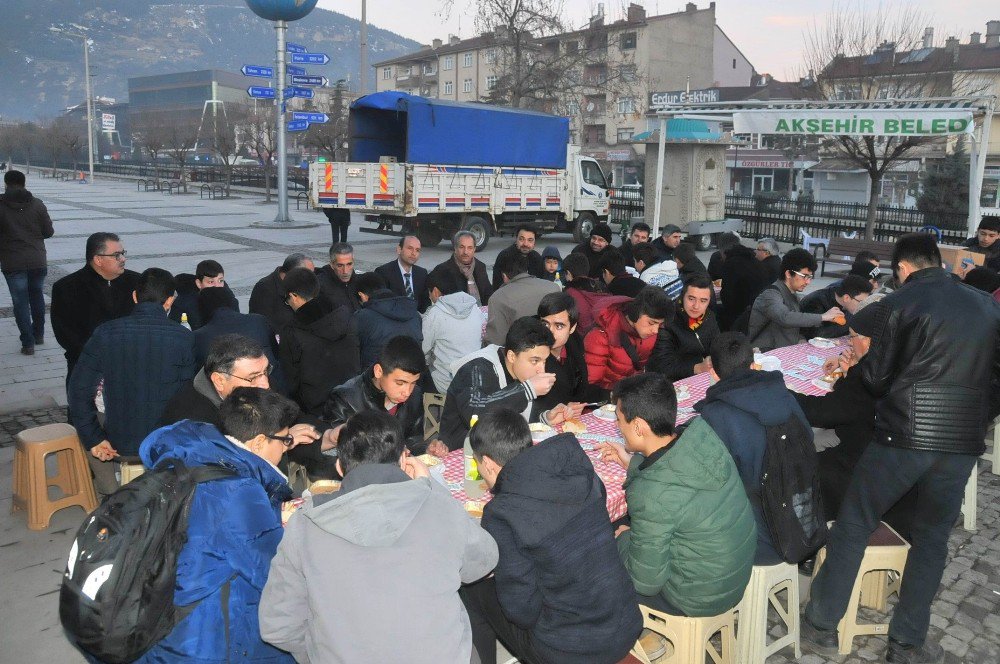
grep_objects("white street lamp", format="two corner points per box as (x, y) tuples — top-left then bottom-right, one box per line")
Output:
(50, 27), (95, 183)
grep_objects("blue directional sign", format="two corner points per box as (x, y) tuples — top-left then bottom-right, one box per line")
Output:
(292, 112), (329, 123)
(241, 64), (273, 78)
(286, 42), (306, 54)
(291, 75), (328, 87)
(287, 119), (310, 132)
(287, 65), (306, 76)
(247, 86), (276, 99)
(290, 87), (314, 99)
(291, 52), (330, 65)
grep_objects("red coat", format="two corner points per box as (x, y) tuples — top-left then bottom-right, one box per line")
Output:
(584, 302), (657, 390)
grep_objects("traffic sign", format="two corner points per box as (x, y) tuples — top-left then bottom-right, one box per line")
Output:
(247, 86), (276, 99)
(287, 65), (306, 76)
(287, 119), (310, 132)
(292, 112), (329, 123)
(241, 64), (273, 78)
(291, 75), (328, 87)
(291, 52), (330, 65)
(286, 42), (307, 54)
(290, 87), (314, 99)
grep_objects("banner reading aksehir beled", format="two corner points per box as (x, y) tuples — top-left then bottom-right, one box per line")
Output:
(733, 109), (974, 137)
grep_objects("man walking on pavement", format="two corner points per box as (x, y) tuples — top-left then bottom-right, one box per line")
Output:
(802, 233), (1000, 664)
(0, 170), (53, 355)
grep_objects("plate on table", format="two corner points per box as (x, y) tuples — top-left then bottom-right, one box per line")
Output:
(593, 404), (617, 421)
(675, 384), (691, 401)
(810, 377), (835, 392)
(529, 422), (555, 442)
(809, 337), (837, 349)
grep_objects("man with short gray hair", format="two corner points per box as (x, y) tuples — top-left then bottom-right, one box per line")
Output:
(755, 238), (783, 282)
(429, 231), (493, 305)
(317, 242), (361, 312)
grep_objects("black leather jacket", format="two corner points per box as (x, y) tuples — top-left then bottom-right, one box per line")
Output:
(322, 367), (426, 454)
(861, 267), (1000, 455)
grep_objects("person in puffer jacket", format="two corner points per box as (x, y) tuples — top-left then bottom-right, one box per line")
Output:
(132, 387), (299, 663)
(584, 287), (672, 392)
(353, 273), (422, 369)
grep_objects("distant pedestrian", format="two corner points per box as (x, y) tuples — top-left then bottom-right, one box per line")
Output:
(322, 207), (350, 243)
(0, 170), (54, 355)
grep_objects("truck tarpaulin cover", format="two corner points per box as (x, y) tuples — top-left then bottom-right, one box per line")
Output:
(348, 91), (570, 169)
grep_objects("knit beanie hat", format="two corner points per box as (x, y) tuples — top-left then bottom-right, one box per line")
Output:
(590, 223), (614, 244)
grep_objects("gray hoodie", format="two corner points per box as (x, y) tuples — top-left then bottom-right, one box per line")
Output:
(422, 291), (485, 393)
(259, 463), (498, 664)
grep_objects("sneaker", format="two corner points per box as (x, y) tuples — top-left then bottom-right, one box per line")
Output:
(885, 638), (945, 663)
(20, 346), (34, 356)
(34, 337), (44, 345)
(801, 615), (839, 656)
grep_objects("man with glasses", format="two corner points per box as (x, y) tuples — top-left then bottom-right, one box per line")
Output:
(747, 247), (843, 351)
(754, 237), (783, 283)
(67, 268), (197, 497)
(52, 232), (141, 379)
(800, 274), (874, 339)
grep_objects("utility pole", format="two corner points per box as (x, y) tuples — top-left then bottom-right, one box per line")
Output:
(359, 0), (368, 95)
(50, 27), (94, 183)
(274, 19), (290, 222)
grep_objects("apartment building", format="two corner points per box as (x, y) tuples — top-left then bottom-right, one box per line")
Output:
(372, 2), (755, 183)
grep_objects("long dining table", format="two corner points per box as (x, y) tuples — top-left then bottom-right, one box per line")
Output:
(441, 337), (848, 520)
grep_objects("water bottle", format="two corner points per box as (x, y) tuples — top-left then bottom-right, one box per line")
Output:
(464, 415), (485, 498)
(180, 312), (191, 330)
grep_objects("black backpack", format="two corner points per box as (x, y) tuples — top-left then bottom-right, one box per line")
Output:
(759, 415), (828, 563)
(60, 459), (236, 664)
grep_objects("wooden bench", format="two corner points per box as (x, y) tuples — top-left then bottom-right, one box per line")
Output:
(820, 237), (894, 277)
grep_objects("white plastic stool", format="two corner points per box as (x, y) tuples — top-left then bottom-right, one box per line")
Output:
(736, 562), (801, 664)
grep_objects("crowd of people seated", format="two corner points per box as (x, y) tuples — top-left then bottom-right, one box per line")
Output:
(48, 217), (1000, 664)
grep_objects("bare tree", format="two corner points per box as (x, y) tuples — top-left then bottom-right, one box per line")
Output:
(38, 117), (84, 175)
(0, 124), (18, 169)
(803, 2), (986, 239)
(161, 119), (199, 193)
(207, 103), (248, 194)
(131, 112), (170, 185)
(303, 81), (348, 161)
(242, 103), (279, 202)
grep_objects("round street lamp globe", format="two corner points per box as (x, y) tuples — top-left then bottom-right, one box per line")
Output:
(244, 0), (319, 22)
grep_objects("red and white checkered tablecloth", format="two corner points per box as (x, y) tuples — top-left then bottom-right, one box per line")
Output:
(443, 338), (846, 520)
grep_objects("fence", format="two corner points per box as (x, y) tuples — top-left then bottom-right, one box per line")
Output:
(608, 188), (970, 244)
(39, 160), (310, 192)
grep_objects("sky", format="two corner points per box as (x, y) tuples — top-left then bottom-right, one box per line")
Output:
(317, 0), (994, 81)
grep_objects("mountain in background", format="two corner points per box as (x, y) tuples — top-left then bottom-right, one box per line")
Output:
(0, 0), (421, 120)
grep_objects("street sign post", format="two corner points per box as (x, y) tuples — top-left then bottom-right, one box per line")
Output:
(241, 64), (273, 78)
(247, 86), (276, 99)
(286, 41), (306, 53)
(290, 52), (330, 65)
(289, 87), (314, 99)
(292, 112), (329, 123)
(287, 119), (310, 131)
(290, 75), (328, 87)
(287, 65), (306, 76)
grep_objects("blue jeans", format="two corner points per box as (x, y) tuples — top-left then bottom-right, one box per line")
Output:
(805, 442), (976, 647)
(4, 267), (47, 348)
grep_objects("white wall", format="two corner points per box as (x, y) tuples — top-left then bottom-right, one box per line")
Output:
(811, 171), (871, 205)
(712, 27), (755, 87)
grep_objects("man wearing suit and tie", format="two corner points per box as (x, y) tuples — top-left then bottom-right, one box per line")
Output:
(374, 235), (430, 313)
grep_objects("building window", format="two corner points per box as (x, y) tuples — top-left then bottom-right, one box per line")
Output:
(732, 58), (737, 69)
(485, 49), (496, 63)
(617, 127), (634, 142)
(486, 75), (498, 91)
(619, 64), (637, 81)
(463, 78), (473, 93)
(617, 96), (636, 114)
(443, 55), (454, 70)
(620, 32), (637, 49)
(382, 67), (392, 80)
(444, 81), (454, 95)
(463, 52), (473, 67)
(566, 101), (580, 115)
(565, 40), (579, 53)
(400, 66), (411, 77)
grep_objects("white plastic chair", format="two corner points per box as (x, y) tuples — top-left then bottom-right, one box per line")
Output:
(841, 230), (858, 239)
(799, 229), (830, 258)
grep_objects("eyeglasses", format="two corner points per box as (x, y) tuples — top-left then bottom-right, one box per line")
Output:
(96, 250), (127, 260)
(850, 295), (867, 303)
(791, 270), (815, 281)
(264, 433), (295, 447)
(220, 365), (273, 383)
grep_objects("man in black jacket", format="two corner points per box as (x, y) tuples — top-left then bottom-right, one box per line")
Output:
(490, 224), (547, 290)
(651, 223), (683, 262)
(619, 221), (651, 267)
(599, 252), (646, 297)
(316, 242), (361, 312)
(800, 274), (873, 339)
(570, 222), (622, 279)
(0, 170), (54, 355)
(429, 230), (494, 305)
(649, 276), (720, 380)
(961, 215), (1000, 272)
(373, 235), (430, 313)
(279, 268), (360, 416)
(717, 242), (770, 331)
(323, 336), (434, 455)
(249, 253), (315, 333)
(460, 409), (642, 664)
(51, 232), (140, 378)
(803, 234), (1000, 663)
(535, 292), (592, 416)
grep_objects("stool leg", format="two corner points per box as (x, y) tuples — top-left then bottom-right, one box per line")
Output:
(25, 445), (50, 530)
(12, 445), (26, 514)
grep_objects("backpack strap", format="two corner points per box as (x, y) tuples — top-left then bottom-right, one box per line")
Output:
(618, 331), (643, 371)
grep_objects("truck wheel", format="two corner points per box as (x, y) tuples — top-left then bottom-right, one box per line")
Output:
(573, 212), (596, 243)
(691, 233), (714, 251)
(416, 226), (443, 248)
(462, 216), (491, 251)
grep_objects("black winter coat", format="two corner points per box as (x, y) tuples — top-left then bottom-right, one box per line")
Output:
(570, 241), (623, 279)
(322, 367), (426, 453)
(51, 265), (141, 368)
(316, 265), (361, 312)
(249, 267), (295, 333)
(353, 289), (422, 369)
(279, 298), (360, 416)
(482, 433), (642, 664)
(858, 267), (1000, 455)
(534, 333), (592, 417)
(167, 275), (240, 330)
(800, 284), (848, 339)
(491, 244), (547, 290)
(430, 257), (494, 305)
(648, 307), (720, 380)
(760, 255), (783, 283)
(0, 188), (53, 272)
(373, 260), (430, 313)
(192, 308), (286, 393)
(608, 274), (647, 297)
(718, 245), (770, 331)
